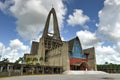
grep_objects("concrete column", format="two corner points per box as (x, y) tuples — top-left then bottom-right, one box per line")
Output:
(36, 67), (39, 74)
(51, 67), (54, 74)
(7, 64), (11, 76)
(21, 65), (23, 75)
(42, 66), (44, 74)
(60, 68), (63, 74)
(32, 67), (35, 75)
(0, 66), (3, 72)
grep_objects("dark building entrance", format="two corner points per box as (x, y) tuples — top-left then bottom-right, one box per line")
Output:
(70, 62), (89, 70)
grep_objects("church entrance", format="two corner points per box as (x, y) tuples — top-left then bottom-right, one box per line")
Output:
(72, 65), (80, 70)
(79, 62), (89, 70)
(70, 62), (89, 70)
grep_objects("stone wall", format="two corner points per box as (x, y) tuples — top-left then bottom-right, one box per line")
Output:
(47, 42), (70, 71)
(30, 41), (39, 55)
(83, 47), (97, 71)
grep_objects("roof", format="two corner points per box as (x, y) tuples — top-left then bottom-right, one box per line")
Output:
(68, 38), (75, 52)
(30, 41), (39, 55)
(68, 37), (83, 53)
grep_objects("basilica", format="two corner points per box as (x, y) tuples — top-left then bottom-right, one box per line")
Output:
(24, 8), (97, 71)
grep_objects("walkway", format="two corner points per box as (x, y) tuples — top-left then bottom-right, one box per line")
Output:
(1, 74), (120, 80)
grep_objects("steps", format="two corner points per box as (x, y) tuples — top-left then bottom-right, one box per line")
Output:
(63, 70), (108, 75)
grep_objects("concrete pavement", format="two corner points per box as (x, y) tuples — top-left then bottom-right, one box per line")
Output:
(1, 74), (120, 80)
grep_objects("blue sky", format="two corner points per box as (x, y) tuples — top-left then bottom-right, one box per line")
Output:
(0, 0), (120, 64)
(62, 0), (104, 40)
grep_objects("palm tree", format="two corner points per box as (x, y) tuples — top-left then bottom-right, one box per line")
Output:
(2, 58), (9, 62)
(19, 57), (24, 63)
(15, 60), (19, 64)
(32, 57), (38, 64)
(0, 58), (9, 72)
(39, 57), (43, 65)
(15, 57), (24, 64)
(105, 62), (109, 65)
(39, 57), (43, 61)
(26, 57), (31, 64)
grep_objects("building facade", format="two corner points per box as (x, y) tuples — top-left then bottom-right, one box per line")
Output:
(24, 8), (97, 71)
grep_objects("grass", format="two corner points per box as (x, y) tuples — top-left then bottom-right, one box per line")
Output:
(0, 72), (9, 77)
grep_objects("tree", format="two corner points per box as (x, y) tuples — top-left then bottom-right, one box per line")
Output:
(15, 57), (24, 64)
(32, 57), (38, 64)
(15, 60), (19, 64)
(39, 57), (44, 65)
(105, 62), (108, 65)
(2, 58), (9, 62)
(26, 57), (31, 64)
(39, 57), (43, 61)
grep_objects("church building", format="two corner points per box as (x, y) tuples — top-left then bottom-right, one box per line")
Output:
(24, 8), (97, 71)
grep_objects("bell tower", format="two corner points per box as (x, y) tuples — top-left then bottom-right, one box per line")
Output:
(42, 8), (62, 50)
(42, 8), (61, 40)
(38, 8), (63, 63)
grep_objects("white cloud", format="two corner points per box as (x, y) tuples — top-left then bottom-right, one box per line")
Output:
(113, 42), (120, 54)
(67, 9), (89, 26)
(83, 25), (89, 30)
(0, 0), (14, 13)
(61, 36), (65, 41)
(95, 0), (120, 64)
(0, 0), (66, 40)
(4, 49), (19, 62)
(0, 42), (4, 50)
(10, 39), (29, 51)
(0, 39), (30, 62)
(7, 0), (66, 40)
(0, 1), (4, 10)
(1, 0), (120, 65)
(98, 0), (120, 42)
(0, 42), (4, 60)
(76, 30), (102, 49)
(76, 30), (120, 64)
(96, 45), (120, 64)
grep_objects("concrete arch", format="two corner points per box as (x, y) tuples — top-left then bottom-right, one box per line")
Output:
(79, 62), (89, 70)
(42, 8), (61, 40)
(70, 62), (89, 70)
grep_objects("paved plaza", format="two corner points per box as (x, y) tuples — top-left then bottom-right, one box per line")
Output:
(1, 74), (120, 80)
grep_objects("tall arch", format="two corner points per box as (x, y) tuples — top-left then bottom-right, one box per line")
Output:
(40, 8), (63, 51)
(42, 8), (61, 40)
(79, 62), (89, 70)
